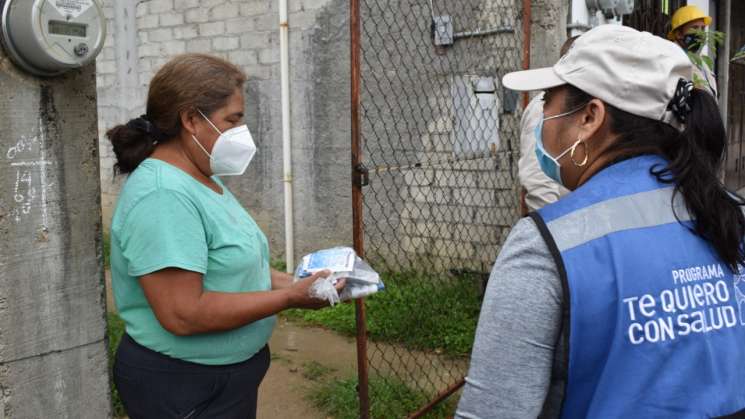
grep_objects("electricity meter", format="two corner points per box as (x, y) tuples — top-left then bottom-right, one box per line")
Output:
(0, 0), (106, 76)
(586, 0), (635, 18)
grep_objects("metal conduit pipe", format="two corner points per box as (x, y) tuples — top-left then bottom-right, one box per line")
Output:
(279, 0), (294, 272)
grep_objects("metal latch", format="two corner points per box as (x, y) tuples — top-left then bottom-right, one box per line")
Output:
(432, 15), (454, 46)
(354, 163), (369, 187)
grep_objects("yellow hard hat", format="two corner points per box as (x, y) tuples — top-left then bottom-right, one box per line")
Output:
(668, 5), (712, 40)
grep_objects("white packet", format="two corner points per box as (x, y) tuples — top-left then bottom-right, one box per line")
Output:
(294, 247), (384, 305)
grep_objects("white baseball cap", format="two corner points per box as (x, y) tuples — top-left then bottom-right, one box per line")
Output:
(503, 24), (694, 130)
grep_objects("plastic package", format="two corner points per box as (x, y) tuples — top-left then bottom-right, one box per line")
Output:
(294, 247), (384, 305)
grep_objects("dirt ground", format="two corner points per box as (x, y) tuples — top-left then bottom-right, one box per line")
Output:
(258, 318), (359, 419)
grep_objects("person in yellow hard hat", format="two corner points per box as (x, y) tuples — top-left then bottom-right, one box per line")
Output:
(668, 5), (717, 96)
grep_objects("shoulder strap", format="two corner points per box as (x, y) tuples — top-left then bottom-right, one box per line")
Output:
(529, 211), (570, 416)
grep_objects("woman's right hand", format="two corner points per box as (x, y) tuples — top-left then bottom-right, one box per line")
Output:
(285, 270), (346, 310)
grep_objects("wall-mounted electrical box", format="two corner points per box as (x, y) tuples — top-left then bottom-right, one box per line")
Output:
(1, 0), (106, 76)
(586, 0), (634, 19)
(432, 15), (454, 46)
(569, 0), (636, 36)
(452, 75), (500, 157)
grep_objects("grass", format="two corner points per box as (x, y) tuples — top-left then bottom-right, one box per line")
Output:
(283, 270), (482, 356)
(301, 360), (337, 381)
(102, 231), (111, 269)
(308, 375), (456, 419)
(270, 258), (287, 272)
(106, 313), (127, 418)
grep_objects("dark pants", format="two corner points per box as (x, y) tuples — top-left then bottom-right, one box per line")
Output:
(113, 334), (270, 419)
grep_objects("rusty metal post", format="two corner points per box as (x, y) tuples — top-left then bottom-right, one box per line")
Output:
(407, 378), (466, 419)
(521, 0), (532, 108)
(350, 0), (370, 417)
(354, 298), (370, 418)
(350, 0), (364, 263)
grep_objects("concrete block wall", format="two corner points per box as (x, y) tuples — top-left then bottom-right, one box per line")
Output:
(0, 54), (110, 417)
(96, 0), (353, 263)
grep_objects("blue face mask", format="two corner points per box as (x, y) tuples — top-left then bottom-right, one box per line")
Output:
(534, 104), (586, 186)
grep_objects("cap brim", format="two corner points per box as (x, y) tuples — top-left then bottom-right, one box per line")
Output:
(502, 67), (566, 92)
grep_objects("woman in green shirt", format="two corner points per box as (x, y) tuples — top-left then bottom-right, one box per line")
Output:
(107, 53), (341, 419)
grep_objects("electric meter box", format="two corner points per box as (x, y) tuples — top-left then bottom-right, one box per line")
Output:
(1, 0), (106, 76)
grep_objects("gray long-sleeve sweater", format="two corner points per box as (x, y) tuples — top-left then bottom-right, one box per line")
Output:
(456, 217), (567, 419)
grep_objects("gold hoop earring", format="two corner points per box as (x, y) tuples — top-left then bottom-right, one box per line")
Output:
(570, 138), (588, 167)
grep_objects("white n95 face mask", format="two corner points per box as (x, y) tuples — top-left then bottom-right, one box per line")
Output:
(192, 109), (257, 176)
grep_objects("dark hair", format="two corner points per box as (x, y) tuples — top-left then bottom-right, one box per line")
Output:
(107, 54), (246, 174)
(564, 85), (745, 271)
(559, 35), (580, 57)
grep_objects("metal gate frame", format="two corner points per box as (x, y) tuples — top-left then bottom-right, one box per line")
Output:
(349, 0), (531, 416)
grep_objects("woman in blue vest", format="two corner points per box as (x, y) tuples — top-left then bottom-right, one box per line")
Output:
(107, 54), (342, 418)
(456, 25), (745, 418)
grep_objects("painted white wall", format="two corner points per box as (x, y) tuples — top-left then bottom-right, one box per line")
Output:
(687, 0), (710, 16)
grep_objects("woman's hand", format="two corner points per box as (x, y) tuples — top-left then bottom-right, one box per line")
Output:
(285, 270), (346, 309)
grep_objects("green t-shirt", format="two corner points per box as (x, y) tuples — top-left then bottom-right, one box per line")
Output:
(110, 158), (275, 365)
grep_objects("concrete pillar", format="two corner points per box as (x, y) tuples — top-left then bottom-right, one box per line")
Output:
(0, 49), (110, 417)
(530, 0), (568, 70)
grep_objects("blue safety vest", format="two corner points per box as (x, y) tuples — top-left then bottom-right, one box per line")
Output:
(531, 155), (745, 419)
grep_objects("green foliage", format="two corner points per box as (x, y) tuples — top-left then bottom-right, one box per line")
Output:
(284, 298), (357, 334)
(106, 313), (126, 418)
(308, 375), (456, 419)
(302, 361), (337, 381)
(270, 258), (287, 272)
(732, 45), (745, 64)
(685, 30), (725, 89)
(283, 270), (482, 356)
(102, 231), (111, 269)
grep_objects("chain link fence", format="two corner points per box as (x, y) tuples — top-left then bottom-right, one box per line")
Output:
(353, 0), (525, 416)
